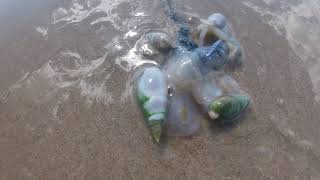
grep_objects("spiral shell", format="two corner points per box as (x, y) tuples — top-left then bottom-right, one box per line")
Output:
(137, 67), (168, 142)
(209, 95), (250, 124)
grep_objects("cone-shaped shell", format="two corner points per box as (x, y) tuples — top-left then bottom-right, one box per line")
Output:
(137, 67), (168, 142)
(209, 95), (250, 124)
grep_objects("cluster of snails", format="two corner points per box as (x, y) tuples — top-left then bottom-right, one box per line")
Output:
(136, 13), (250, 143)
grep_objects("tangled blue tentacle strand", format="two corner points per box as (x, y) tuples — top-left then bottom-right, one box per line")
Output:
(160, 0), (198, 51)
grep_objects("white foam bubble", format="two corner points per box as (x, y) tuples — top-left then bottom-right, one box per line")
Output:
(35, 26), (48, 38)
(115, 47), (157, 72)
(124, 30), (138, 38)
(134, 12), (147, 17)
(51, 0), (128, 25)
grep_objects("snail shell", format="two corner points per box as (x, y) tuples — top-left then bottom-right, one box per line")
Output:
(207, 13), (227, 29)
(137, 67), (168, 142)
(209, 95), (250, 125)
(145, 32), (174, 53)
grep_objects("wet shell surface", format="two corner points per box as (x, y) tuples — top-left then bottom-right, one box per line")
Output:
(145, 32), (174, 53)
(192, 72), (248, 111)
(135, 11), (249, 142)
(207, 13), (227, 29)
(137, 67), (168, 142)
(209, 95), (250, 124)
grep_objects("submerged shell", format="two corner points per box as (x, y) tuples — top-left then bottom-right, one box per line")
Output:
(138, 67), (167, 99)
(192, 72), (249, 112)
(145, 32), (174, 53)
(209, 95), (250, 124)
(207, 13), (227, 30)
(137, 67), (168, 142)
(192, 13), (231, 47)
(165, 92), (200, 136)
(206, 14), (244, 66)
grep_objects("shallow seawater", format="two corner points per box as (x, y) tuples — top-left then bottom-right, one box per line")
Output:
(1, 0), (320, 179)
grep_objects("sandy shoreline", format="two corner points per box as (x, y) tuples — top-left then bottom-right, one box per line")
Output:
(1, 0), (320, 179)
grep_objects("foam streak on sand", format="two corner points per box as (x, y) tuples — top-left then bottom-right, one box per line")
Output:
(115, 47), (158, 72)
(51, 0), (128, 25)
(4, 50), (110, 105)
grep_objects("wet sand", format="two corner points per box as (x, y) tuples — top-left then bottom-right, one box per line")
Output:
(1, 0), (320, 179)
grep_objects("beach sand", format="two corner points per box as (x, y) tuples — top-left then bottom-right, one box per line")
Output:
(1, 0), (320, 179)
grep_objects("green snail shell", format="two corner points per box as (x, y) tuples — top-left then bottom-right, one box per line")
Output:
(209, 95), (250, 124)
(137, 67), (168, 142)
